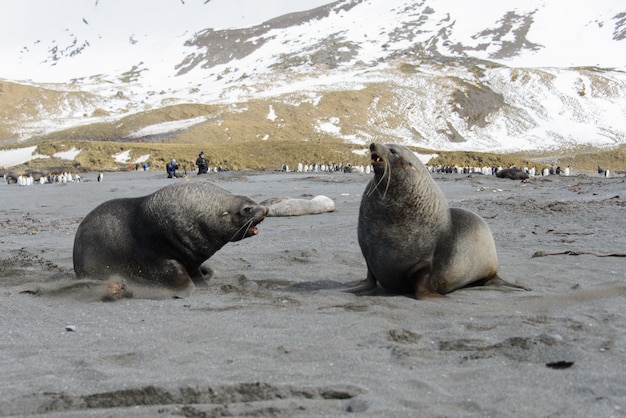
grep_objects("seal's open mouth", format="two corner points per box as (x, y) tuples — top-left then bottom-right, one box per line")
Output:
(370, 150), (386, 175)
(246, 218), (264, 237)
(239, 205), (268, 239)
(246, 222), (260, 237)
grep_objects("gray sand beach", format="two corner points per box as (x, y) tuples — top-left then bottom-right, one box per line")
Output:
(1, 170), (625, 416)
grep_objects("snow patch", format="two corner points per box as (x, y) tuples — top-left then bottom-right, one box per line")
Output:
(53, 147), (81, 160)
(0, 146), (40, 168)
(267, 105), (277, 122)
(415, 152), (439, 165)
(133, 154), (151, 164)
(316, 117), (341, 134)
(128, 116), (208, 138)
(352, 149), (369, 157)
(113, 150), (132, 164)
(113, 151), (149, 164)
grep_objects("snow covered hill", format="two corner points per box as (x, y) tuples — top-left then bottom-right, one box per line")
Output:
(1, 0), (625, 156)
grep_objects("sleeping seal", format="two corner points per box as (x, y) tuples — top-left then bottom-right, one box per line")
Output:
(260, 195), (335, 216)
(496, 168), (529, 180)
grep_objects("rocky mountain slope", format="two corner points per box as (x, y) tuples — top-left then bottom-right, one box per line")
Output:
(1, 0), (625, 169)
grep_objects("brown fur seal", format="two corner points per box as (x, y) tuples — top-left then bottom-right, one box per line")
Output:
(496, 168), (529, 180)
(73, 182), (267, 298)
(349, 143), (529, 298)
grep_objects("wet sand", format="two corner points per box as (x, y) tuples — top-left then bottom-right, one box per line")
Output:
(1, 170), (625, 416)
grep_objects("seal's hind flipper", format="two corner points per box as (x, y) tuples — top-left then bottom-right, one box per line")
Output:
(481, 275), (531, 292)
(342, 272), (377, 294)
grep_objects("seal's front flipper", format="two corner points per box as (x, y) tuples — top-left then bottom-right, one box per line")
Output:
(163, 260), (196, 298)
(480, 275), (531, 292)
(190, 265), (213, 288)
(342, 271), (377, 294)
(171, 281), (195, 299)
(411, 264), (447, 300)
(416, 291), (447, 300)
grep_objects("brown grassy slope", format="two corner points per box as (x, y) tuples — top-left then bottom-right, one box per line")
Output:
(17, 139), (370, 172)
(3, 80), (625, 174)
(35, 103), (219, 142)
(171, 86), (398, 145)
(427, 151), (536, 171)
(554, 147), (626, 173)
(0, 80), (99, 142)
(429, 147), (626, 174)
(9, 138), (625, 175)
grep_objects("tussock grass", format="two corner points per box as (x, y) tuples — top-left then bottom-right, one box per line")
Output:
(553, 148), (626, 174)
(429, 147), (626, 174)
(427, 150), (535, 170)
(13, 139), (370, 172)
(8, 139), (625, 175)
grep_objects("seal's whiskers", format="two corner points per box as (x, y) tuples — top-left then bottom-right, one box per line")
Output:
(367, 158), (392, 199)
(230, 217), (259, 241)
(382, 160), (392, 199)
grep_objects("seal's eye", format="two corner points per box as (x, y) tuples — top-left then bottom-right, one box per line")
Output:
(243, 207), (252, 213)
(389, 148), (397, 155)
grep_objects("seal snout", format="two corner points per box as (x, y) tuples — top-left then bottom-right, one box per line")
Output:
(370, 147), (382, 163)
(245, 205), (267, 237)
(369, 143), (386, 176)
(371, 152), (383, 163)
(369, 143), (385, 163)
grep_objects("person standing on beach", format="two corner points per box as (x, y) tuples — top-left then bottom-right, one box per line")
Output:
(196, 151), (209, 174)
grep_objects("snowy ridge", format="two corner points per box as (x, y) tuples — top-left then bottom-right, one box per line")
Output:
(1, 0), (625, 154)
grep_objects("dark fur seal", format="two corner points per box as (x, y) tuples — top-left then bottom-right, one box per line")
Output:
(73, 182), (267, 297)
(496, 168), (529, 180)
(349, 143), (529, 298)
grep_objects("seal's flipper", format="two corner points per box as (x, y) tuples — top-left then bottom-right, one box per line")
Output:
(341, 271), (377, 294)
(478, 275), (531, 292)
(415, 288), (447, 300)
(161, 260), (196, 298)
(410, 262), (447, 299)
(189, 265), (212, 287)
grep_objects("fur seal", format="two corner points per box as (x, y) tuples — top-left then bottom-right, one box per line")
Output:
(73, 182), (267, 297)
(496, 168), (529, 180)
(349, 143), (529, 298)
(259, 195), (335, 217)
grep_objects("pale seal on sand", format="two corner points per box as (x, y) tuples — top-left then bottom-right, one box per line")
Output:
(73, 182), (267, 298)
(347, 143), (530, 298)
(260, 195), (335, 217)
